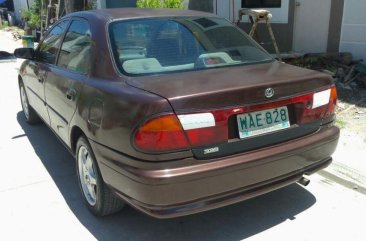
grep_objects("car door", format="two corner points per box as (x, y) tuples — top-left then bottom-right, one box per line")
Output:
(45, 19), (92, 144)
(22, 20), (69, 123)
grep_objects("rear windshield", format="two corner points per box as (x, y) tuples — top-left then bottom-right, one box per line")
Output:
(109, 17), (273, 76)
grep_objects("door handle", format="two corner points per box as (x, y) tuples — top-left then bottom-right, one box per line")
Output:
(66, 88), (77, 101)
(37, 70), (47, 83)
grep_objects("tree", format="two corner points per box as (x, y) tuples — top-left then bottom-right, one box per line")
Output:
(136, 0), (184, 9)
(21, 0), (41, 29)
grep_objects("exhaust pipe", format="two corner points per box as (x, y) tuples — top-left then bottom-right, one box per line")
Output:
(298, 177), (310, 186)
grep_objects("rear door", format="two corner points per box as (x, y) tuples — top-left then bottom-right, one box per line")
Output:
(45, 19), (92, 143)
(22, 20), (69, 123)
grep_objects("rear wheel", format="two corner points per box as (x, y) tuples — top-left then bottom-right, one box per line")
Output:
(19, 81), (40, 124)
(76, 136), (124, 216)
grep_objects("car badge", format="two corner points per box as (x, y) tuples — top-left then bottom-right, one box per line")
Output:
(265, 88), (275, 98)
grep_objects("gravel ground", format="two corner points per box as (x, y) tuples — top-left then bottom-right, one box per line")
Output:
(314, 73), (366, 192)
(335, 82), (366, 138)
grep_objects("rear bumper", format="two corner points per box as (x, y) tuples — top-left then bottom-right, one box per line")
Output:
(92, 126), (339, 218)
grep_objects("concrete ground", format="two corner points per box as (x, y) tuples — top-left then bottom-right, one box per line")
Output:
(1, 30), (366, 241)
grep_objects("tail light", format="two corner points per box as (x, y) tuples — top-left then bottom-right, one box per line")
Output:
(325, 85), (337, 118)
(134, 114), (189, 152)
(134, 86), (337, 153)
(134, 113), (227, 152)
(299, 85), (337, 124)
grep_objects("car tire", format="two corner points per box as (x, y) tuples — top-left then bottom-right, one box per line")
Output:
(76, 136), (125, 216)
(19, 81), (41, 124)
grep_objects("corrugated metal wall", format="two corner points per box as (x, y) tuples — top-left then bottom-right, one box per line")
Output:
(340, 0), (366, 61)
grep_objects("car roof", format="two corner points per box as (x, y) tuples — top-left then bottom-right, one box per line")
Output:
(68, 8), (217, 21)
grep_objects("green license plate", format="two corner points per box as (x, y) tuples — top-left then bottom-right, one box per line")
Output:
(237, 106), (290, 139)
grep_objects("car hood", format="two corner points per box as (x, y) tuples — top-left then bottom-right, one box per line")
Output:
(126, 61), (333, 112)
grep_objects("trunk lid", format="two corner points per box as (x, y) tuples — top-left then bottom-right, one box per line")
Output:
(126, 62), (333, 111)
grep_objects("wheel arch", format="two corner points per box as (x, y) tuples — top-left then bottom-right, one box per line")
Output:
(70, 125), (86, 154)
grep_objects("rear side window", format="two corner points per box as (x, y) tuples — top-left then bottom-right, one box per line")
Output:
(57, 20), (92, 74)
(38, 20), (69, 64)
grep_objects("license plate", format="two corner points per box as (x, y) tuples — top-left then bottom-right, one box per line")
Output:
(237, 106), (290, 139)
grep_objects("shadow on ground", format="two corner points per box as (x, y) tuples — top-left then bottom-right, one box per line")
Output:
(17, 112), (316, 241)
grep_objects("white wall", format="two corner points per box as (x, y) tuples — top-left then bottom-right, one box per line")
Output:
(96, 0), (106, 9)
(13, 0), (34, 20)
(293, 0), (331, 53)
(214, 0), (289, 24)
(340, 0), (366, 61)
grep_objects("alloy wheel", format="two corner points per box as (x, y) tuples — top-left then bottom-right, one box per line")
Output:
(78, 146), (98, 206)
(20, 85), (30, 120)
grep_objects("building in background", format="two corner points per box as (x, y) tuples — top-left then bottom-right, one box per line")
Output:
(92, 0), (343, 56)
(7, 0), (366, 62)
(187, 0), (339, 55)
(339, 0), (366, 63)
(187, 0), (366, 62)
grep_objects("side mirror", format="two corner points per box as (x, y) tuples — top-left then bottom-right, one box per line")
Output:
(14, 48), (35, 60)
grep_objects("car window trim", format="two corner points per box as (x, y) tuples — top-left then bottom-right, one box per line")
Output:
(55, 17), (92, 76)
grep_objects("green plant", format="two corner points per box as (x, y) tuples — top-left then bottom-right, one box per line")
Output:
(29, 13), (41, 29)
(21, 9), (32, 21)
(22, 0), (41, 29)
(137, 0), (162, 8)
(336, 119), (346, 129)
(162, 0), (184, 9)
(306, 56), (320, 65)
(136, 0), (184, 9)
(85, 0), (96, 10)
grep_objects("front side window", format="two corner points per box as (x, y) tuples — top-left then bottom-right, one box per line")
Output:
(38, 20), (69, 64)
(57, 20), (92, 74)
(109, 17), (273, 76)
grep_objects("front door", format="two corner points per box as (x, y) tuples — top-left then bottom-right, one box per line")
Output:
(293, 0), (332, 53)
(45, 19), (92, 143)
(22, 61), (49, 123)
(23, 20), (69, 123)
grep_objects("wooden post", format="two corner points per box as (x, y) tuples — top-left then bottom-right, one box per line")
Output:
(265, 17), (282, 61)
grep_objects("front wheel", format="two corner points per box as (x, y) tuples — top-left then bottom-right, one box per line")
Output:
(19, 81), (40, 124)
(76, 136), (124, 216)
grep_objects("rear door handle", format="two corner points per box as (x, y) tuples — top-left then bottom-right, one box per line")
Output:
(66, 88), (77, 101)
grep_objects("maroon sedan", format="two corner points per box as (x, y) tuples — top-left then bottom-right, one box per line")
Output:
(14, 8), (339, 218)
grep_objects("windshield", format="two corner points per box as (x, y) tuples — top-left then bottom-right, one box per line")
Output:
(109, 17), (273, 75)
